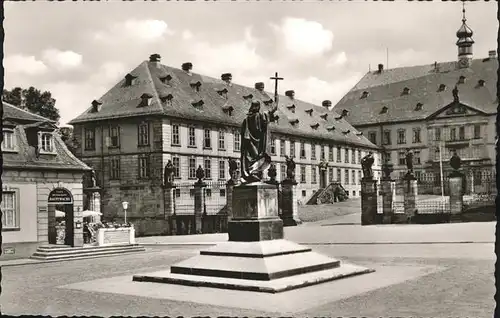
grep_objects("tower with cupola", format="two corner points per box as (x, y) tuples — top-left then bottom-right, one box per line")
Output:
(456, 1), (474, 68)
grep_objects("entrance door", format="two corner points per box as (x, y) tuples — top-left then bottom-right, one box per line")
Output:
(48, 188), (75, 246)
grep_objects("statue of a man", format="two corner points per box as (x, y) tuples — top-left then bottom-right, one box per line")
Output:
(164, 160), (174, 185)
(285, 155), (296, 180)
(228, 158), (238, 180)
(196, 165), (205, 182)
(405, 148), (414, 175)
(450, 150), (461, 171)
(240, 100), (279, 183)
(361, 151), (374, 179)
(90, 170), (97, 188)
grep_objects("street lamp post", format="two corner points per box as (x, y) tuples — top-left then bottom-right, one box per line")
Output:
(122, 201), (129, 224)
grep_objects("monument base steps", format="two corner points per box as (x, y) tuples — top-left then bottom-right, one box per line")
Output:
(133, 239), (374, 293)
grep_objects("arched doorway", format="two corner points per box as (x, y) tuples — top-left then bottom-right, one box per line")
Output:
(47, 188), (75, 246)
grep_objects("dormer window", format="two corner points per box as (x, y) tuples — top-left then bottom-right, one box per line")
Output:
(326, 126), (336, 132)
(222, 105), (234, 116)
(2, 129), (16, 152)
(160, 74), (172, 84)
(190, 81), (202, 92)
(125, 73), (138, 86)
(380, 106), (388, 114)
(305, 109), (313, 116)
(341, 109), (349, 117)
(360, 91), (369, 99)
(243, 94), (253, 100)
(458, 75), (466, 84)
(342, 129), (350, 135)
(402, 87), (410, 95)
(139, 93), (153, 107)
(355, 131), (363, 136)
(289, 119), (299, 126)
(287, 104), (296, 113)
(415, 103), (423, 111)
(192, 100), (204, 108)
(160, 94), (174, 105)
(438, 84), (446, 92)
(263, 99), (274, 106)
(39, 132), (55, 154)
(320, 114), (328, 120)
(478, 79), (485, 87)
(310, 123), (320, 130)
(217, 88), (228, 99)
(91, 100), (102, 113)
(285, 90), (295, 99)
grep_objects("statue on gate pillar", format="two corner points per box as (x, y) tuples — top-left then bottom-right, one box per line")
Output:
(164, 160), (175, 186)
(361, 151), (374, 180)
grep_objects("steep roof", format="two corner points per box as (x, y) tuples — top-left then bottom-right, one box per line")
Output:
(69, 59), (378, 150)
(3, 101), (57, 123)
(2, 102), (91, 171)
(333, 57), (498, 126)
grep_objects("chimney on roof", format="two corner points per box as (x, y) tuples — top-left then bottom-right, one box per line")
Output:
(149, 54), (161, 68)
(221, 73), (232, 85)
(322, 100), (332, 108)
(378, 64), (384, 73)
(255, 82), (265, 92)
(91, 100), (103, 113)
(285, 90), (295, 99)
(489, 50), (496, 59)
(182, 62), (193, 73)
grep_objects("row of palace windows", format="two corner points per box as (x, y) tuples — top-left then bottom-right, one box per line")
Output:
(368, 124), (483, 146)
(83, 124), (369, 165)
(108, 155), (363, 186)
(2, 129), (55, 153)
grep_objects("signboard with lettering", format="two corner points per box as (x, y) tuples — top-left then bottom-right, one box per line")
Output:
(48, 188), (73, 204)
(3, 247), (15, 255)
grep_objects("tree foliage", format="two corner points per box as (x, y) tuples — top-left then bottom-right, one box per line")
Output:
(2, 86), (60, 123)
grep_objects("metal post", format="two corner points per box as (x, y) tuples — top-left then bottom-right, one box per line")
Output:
(439, 141), (444, 198)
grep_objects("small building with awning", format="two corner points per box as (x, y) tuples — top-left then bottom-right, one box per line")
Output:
(1, 102), (92, 259)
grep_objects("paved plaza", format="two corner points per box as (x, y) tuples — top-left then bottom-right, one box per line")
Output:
(1, 202), (495, 317)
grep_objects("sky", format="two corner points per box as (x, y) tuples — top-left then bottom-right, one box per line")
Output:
(3, 1), (498, 126)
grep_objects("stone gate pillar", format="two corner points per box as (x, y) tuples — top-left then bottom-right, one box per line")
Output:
(361, 178), (378, 225)
(449, 172), (464, 222)
(403, 174), (418, 222)
(193, 181), (206, 234)
(281, 179), (302, 226)
(164, 183), (177, 235)
(380, 178), (395, 224)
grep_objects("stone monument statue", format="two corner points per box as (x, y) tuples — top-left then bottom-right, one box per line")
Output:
(452, 85), (459, 102)
(240, 100), (279, 183)
(450, 150), (463, 177)
(164, 160), (175, 186)
(361, 151), (374, 179)
(284, 155), (296, 181)
(267, 163), (277, 184)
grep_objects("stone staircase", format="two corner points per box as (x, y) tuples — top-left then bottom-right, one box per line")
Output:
(31, 244), (146, 261)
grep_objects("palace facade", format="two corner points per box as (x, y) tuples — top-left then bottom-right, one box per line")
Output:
(333, 11), (496, 194)
(68, 55), (380, 223)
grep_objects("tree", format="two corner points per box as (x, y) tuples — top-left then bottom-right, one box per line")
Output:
(2, 86), (60, 123)
(59, 126), (78, 155)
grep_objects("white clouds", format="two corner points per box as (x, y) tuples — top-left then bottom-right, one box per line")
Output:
(274, 17), (334, 57)
(327, 51), (347, 67)
(94, 61), (127, 82)
(42, 49), (83, 70)
(4, 54), (48, 75)
(182, 30), (193, 40)
(94, 19), (173, 43)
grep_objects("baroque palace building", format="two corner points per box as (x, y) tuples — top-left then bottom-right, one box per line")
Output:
(68, 54), (380, 222)
(332, 9), (497, 194)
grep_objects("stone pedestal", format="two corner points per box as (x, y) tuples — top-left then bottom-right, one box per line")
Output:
(193, 182), (206, 234)
(163, 184), (176, 235)
(449, 173), (464, 222)
(133, 181), (374, 293)
(403, 175), (418, 221)
(228, 183), (283, 241)
(361, 178), (378, 225)
(380, 179), (395, 224)
(280, 180), (302, 226)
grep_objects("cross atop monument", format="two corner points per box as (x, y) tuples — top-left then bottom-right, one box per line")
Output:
(270, 72), (284, 106)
